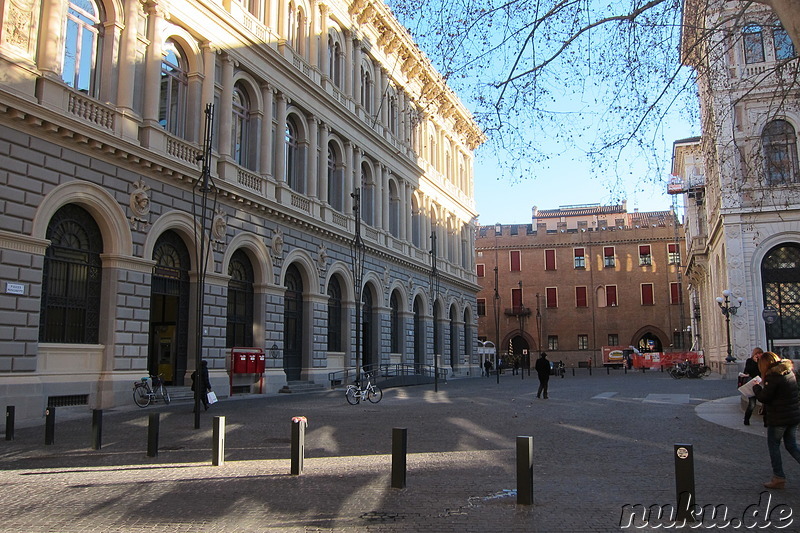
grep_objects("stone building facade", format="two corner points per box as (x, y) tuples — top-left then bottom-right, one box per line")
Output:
(675, 0), (800, 371)
(0, 0), (483, 422)
(475, 204), (690, 370)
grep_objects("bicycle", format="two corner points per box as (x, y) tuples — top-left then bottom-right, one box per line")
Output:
(133, 374), (171, 407)
(345, 372), (382, 405)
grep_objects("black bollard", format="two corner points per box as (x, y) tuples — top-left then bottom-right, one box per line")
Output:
(212, 416), (225, 466)
(572, 368), (575, 377)
(516, 436), (534, 505)
(290, 416), (307, 475)
(624, 365), (627, 374)
(44, 406), (55, 445)
(391, 427), (408, 489)
(5, 406), (14, 441)
(91, 409), (102, 450)
(674, 444), (696, 523)
(589, 365), (592, 376)
(607, 366), (610, 375)
(147, 413), (159, 457)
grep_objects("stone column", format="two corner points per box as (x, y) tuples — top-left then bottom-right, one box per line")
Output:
(380, 68), (389, 127)
(353, 38), (362, 106)
(344, 142), (355, 213)
(320, 4), (330, 78)
(319, 124), (330, 204)
(260, 83), (274, 178)
(308, 116), (319, 198)
(345, 32), (354, 98)
(141, 3), (166, 126)
(217, 55), (235, 160)
(275, 93), (288, 183)
(201, 44), (216, 111)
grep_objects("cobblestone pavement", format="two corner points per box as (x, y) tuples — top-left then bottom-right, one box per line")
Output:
(1, 370), (798, 532)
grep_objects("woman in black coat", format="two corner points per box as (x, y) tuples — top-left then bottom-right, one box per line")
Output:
(191, 360), (212, 410)
(753, 352), (800, 489)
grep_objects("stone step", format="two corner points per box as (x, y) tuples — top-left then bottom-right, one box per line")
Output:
(279, 381), (326, 394)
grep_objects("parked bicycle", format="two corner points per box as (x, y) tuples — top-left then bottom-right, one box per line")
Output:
(345, 372), (383, 405)
(133, 374), (171, 407)
(668, 361), (711, 379)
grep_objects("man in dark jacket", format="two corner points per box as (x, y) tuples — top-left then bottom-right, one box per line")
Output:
(535, 352), (551, 399)
(753, 352), (800, 489)
(743, 347), (763, 425)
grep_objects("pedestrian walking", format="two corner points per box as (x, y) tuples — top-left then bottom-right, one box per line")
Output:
(535, 352), (550, 399)
(191, 359), (212, 411)
(752, 351), (800, 489)
(743, 347), (763, 425)
(483, 358), (493, 377)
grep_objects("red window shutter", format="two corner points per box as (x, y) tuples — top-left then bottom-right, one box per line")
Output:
(607, 285), (617, 306)
(510, 250), (521, 272)
(668, 243), (678, 254)
(545, 249), (556, 270)
(639, 245), (651, 256)
(546, 287), (557, 308)
(476, 264), (485, 277)
(576, 286), (587, 307)
(574, 248), (584, 258)
(671, 282), (682, 304)
(604, 247), (614, 257)
(641, 284), (654, 305)
(512, 288), (522, 308)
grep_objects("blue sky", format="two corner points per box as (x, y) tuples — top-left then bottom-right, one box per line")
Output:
(471, 117), (698, 226)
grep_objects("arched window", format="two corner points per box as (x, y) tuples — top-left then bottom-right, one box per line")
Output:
(328, 36), (342, 88)
(388, 91), (398, 135)
(361, 162), (374, 227)
(361, 67), (372, 113)
(328, 143), (343, 211)
(762, 243), (800, 341)
(390, 291), (401, 354)
(327, 276), (342, 352)
(763, 119), (799, 184)
(773, 23), (796, 61)
(411, 196), (421, 248)
(232, 84), (253, 169)
(227, 250), (254, 348)
(39, 204), (103, 343)
(389, 180), (400, 238)
(743, 24), (765, 64)
(159, 40), (188, 137)
(62, 0), (104, 97)
(285, 118), (300, 191)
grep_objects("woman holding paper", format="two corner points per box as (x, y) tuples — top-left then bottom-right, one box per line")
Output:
(743, 347), (763, 425)
(752, 352), (800, 489)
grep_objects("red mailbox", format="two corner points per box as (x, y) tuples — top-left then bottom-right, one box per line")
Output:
(256, 353), (266, 373)
(233, 352), (248, 373)
(247, 353), (257, 373)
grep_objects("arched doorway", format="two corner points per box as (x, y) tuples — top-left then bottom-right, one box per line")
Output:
(637, 332), (662, 352)
(762, 243), (800, 355)
(449, 306), (458, 369)
(283, 264), (303, 381)
(149, 231), (190, 385)
(511, 334), (530, 370)
(362, 286), (374, 369)
(413, 296), (425, 370)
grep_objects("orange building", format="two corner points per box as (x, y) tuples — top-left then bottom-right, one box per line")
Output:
(475, 204), (691, 370)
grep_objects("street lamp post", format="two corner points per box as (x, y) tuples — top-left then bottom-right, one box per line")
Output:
(716, 289), (743, 363)
(494, 223), (501, 385)
(430, 229), (440, 392)
(518, 280), (526, 380)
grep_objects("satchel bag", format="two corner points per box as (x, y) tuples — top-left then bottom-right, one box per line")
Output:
(207, 390), (218, 404)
